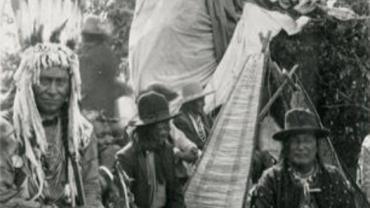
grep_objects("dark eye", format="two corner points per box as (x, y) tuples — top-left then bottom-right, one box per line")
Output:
(39, 77), (51, 86)
(56, 78), (68, 87)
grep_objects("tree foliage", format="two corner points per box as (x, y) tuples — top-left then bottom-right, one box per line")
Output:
(1, 0), (369, 170)
(270, 0), (370, 170)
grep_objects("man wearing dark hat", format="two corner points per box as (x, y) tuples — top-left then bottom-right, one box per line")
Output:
(174, 82), (214, 150)
(142, 84), (200, 186)
(143, 84), (199, 161)
(251, 108), (355, 208)
(115, 92), (186, 208)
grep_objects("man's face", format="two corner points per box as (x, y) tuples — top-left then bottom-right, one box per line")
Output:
(189, 97), (205, 115)
(151, 120), (170, 145)
(33, 67), (70, 116)
(288, 133), (317, 167)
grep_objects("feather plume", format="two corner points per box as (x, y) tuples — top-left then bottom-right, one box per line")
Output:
(10, 1), (88, 201)
(11, 0), (83, 50)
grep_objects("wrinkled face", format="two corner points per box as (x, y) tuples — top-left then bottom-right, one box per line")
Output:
(150, 120), (170, 145)
(188, 97), (205, 115)
(288, 133), (317, 167)
(33, 67), (70, 116)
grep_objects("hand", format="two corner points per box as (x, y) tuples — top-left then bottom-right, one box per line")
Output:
(178, 148), (199, 162)
(296, 16), (311, 29)
(190, 147), (199, 158)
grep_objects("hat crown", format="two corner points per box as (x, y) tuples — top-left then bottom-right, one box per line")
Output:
(82, 15), (106, 34)
(182, 82), (204, 99)
(284, 108), (319, 130)
(146, 84), (178, 102)
(272, 108), (329, 141)
(137, 92), (170, 123)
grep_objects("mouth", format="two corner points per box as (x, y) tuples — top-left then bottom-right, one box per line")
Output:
(40, 99), (63, 105)
(294, 152), (308, 158)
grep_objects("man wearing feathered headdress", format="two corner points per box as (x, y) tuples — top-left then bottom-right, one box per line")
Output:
(0, 0), (103, 207)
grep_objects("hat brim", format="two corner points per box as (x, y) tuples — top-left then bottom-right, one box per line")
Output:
(82, 29), (108, 35)
(272, 128), (329, 141)
(182, 91), (215, 104)
(132, 112), (180, 127)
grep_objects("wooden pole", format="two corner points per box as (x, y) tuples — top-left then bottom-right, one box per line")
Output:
(257, 64), (299, 121)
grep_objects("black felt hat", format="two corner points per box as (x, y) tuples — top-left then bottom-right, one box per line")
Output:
(273, 108), (329, 141)
(134, 91), (178, 126)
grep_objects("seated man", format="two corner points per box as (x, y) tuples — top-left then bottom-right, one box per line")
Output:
(251, 108), (355, 208)
(116, 92), (186, 208)
(0, 43), (102, 207)
(174, 82), (214, 150)
(144, 84), (199, 163)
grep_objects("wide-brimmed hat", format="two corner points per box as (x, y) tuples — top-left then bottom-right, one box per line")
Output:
(181, 82), (214, 104)
(82, 15), (109, 35)
(272, 108), (329, 141)
(145, 84), (179, 102)
(134, 91), (179, 126)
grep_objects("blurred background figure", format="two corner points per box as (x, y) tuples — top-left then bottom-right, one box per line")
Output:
(78, 15), (132, 170)
(174, 82), (214, 150)
(142, 83), (200, 187)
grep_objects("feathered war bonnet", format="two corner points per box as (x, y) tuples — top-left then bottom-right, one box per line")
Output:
(10, 0), (92, 202)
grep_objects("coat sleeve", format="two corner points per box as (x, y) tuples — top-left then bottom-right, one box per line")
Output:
(170, 121), (197, 152)
(174, 115), (202, 149)
(251, 168), (276, 208)
(166, 149), (186, 208)
(115, 144), (135, 181)
(328, 166), (356, 208)
(80, 134), (104, 208)
(0, 156), (41, 208)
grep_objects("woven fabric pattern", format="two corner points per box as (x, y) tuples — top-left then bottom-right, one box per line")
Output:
(185, 54), (265, 208)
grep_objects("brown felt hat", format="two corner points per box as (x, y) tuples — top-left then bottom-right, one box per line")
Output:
(272, 108), (329, 141)
(134, 91), (179, 126)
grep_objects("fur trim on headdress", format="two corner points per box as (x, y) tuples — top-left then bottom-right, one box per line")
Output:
(12, 43), (93, 201)
(10, 0), (88, 202)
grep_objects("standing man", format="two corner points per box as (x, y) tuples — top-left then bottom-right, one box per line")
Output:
(0, 42), (103, 207)
(78, 15), (131, 170)
(116, 92), (186, 208)
(79, 15), (125, 118)
(174, 82), (213, 150)
(251, 108), (355, 208)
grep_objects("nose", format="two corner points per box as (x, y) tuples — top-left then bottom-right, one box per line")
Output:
(296, 141), (308, 151)
(48, 81), (58, 94)
(159, 125), (170, 135)
(157, 122), (170, 135)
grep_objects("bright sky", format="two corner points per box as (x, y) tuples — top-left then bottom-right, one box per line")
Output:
(0, 0), (20, 58)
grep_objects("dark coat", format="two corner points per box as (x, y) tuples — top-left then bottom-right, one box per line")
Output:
(250, 150), (276, 184)
(173, 113), (212, 150)
(78, 42), (121, 118)
(0, 121), (103, 208)
(251, 162), (356, 208)
(115, 141), (186, 208)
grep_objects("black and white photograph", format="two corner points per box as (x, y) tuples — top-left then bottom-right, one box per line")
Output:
(0, 0), (369, 207)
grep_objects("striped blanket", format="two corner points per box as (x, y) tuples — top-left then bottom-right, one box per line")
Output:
(185, 53), (266, 208)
